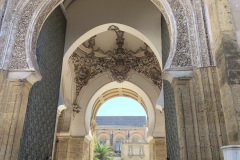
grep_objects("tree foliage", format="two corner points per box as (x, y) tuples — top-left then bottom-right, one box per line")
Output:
(93, 142), (114, 160)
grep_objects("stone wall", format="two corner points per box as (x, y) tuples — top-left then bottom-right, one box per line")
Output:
(18, 6), (66, 160)
(191, 67), (228, 159)
(55, 136), (90, 160)
(121, 143), (150, 160)
(168, 67), (228, 160)
(0, 71), (32, 160)
(204, 0), (240, 145)
(154, 138), (167, 160)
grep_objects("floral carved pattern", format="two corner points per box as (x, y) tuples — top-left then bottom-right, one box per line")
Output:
(9, 0), (61, 69)
(6, 0), (213, 71)
(167, 0), (192, 68)
(70, 28), (162, 96)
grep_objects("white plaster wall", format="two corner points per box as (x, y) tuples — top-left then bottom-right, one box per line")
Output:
(64, 0), (162, 58)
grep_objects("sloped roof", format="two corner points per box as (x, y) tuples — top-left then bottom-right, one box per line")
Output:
(96, 116), (146, 127)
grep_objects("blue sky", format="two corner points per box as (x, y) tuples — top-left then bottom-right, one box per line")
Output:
(96, 97), (147, 116)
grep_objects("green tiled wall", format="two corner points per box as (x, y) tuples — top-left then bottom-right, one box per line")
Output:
(162, 16), (180, 160)
(18, 6), (66, 160)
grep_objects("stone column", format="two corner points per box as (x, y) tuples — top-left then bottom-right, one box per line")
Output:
(150, 138), (167, 160)
(0, 71), (33, 160)
(165, 67), (228, 160)
(55, 136), (70, 160)
(89, 139), (94, 160)
(149, 139), (155, 160)
(55, 136), (90, 160)
(172, 77), (200, 160)
(52, 105), (67, 160)
(204, 0), (240, 145)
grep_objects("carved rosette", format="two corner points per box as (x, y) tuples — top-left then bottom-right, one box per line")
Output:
(70, 29), (162, 97)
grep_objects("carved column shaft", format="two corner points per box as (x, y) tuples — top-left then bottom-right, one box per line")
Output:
(171, 67), (227, 160)
(0, 71), (32, 160)
(172, 78), (198, 160)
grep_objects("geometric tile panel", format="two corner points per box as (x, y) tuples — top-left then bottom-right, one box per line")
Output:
(18, 6), (66, 160)
(162, 17), (180, 160)
(161, 16), (170, 68)
(163, 81), (180, 160)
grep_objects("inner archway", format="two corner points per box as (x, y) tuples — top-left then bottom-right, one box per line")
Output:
(90, 89), (166, 160)
(94, 96), (148, 159)
(60, 25), (163, 139)
(90, 89), (149, 136)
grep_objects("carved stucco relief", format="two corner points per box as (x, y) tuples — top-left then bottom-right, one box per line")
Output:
(70, 28), (162, 97)
(152, 0), (214, 69)
(2, 0), (213, 73)
(8, 0), (62, 70)
(0, 0), (19, 69)
(192, 0), (214, 66)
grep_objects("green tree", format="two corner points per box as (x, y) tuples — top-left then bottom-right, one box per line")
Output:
(93, 142), (114, 160)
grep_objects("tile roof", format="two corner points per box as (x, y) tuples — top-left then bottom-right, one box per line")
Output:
(96, 116), (146, 127)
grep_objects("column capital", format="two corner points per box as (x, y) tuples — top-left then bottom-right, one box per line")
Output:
(163, 70), (193, 85)
(7, 70), (42, 84)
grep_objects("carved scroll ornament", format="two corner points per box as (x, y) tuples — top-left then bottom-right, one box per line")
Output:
(70, 29), (162, 96)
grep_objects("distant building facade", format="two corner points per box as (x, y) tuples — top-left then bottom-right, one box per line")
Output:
(95, 116), (150, 160)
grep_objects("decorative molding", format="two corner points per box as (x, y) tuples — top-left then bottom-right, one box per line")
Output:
(152, 0), (214, 69)
(70, 28), (162, 96)
(2, 0), (214, 74)
(9, 0), (62, 70)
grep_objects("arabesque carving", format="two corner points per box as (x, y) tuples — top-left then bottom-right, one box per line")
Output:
(9, 0), (62, 70)
(4, 0), (213, 72)
(1, 0), (215, 76)
(70, 28), (162, 96)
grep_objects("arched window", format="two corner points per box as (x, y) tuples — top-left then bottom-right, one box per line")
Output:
(115, 137), (124, 152)
(99, 136), (107, 145)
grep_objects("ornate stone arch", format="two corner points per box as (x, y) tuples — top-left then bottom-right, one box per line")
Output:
(83, 81), (156, 139)
(1, 0), (211, 77)
(1, 0), (63, 72)
(89, 88), (149, 135)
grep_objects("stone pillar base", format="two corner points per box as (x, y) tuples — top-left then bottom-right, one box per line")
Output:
(55, 136), (90, 160)
(221, 145), (240, 160)
(151, 137), (167, 160)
